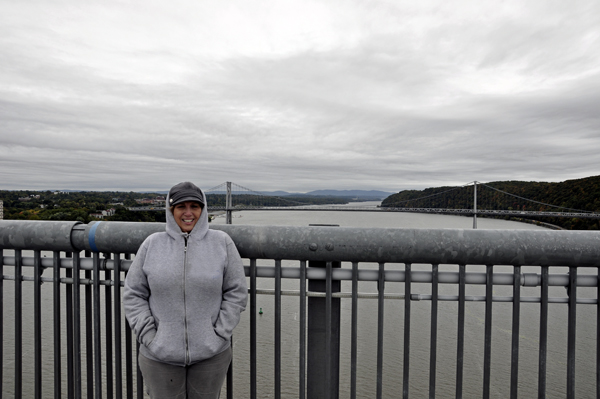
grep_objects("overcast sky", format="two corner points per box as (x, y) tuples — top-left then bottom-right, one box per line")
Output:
(1, 0), (599, 193)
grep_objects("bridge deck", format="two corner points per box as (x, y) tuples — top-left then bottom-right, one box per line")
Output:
(129, 205), (600, 219)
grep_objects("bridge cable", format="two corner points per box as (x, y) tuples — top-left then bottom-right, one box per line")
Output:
(479, 183), (596, 214)
(206, 182), (321, 207)
(387, 182), (473, 207)
(231, 183), (317, 206)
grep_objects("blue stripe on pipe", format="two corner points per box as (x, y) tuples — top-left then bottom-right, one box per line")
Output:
(88, 222), (101, 252)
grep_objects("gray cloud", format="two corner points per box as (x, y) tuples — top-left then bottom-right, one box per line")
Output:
(1, 0), (599, 193)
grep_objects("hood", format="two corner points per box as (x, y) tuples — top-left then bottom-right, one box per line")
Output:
(165, 187), (209, 240)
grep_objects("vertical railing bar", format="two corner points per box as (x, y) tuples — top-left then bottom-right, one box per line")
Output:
(136, 341), (143, 399)
(124, 253), (133, 399)
(125, 321), (133, 399)
(351, 261), (359, 399)
(510, 266), (521, 398)
(483, 265), (493, 399)
(66, 253), (74, 399)
(85, 267), (94, 399)
(275, 259), (282, 399)
(250, 259), (257, 399)
(567, 266), (577, 399)
(105, 255), (114, 399)
(53, 251), (62, 399)
(300, 260), (307, 399)
(227, 336), (233, 399)
(377, 262), (385, 399)
(15, 249), (22, 398)
(93, 252), (103, 399)
(113, 253), (122, 399)
(73, 251), (82, 399)
(34, 250), (42, 399)
(456, 264), (466, 399)
(402, 263), (411, 399)
(538, 266), (548, 399)
(325, 261), (333, 399)
(429, 263), (439, 399)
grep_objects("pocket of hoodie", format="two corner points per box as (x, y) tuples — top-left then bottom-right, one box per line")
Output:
(147, 315), (159, 345)
(185, 319), (229, 362)
(147, 322), (185, 363)
(213, 327), (227, 342)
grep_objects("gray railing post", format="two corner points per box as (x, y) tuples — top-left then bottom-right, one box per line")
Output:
(307, 225), (341, 399)
(307, 260), (341, 399)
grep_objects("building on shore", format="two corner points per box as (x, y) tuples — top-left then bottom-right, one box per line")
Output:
(89, 208), (116, 219)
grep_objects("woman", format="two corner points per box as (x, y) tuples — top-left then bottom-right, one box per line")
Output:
(124, 181), (248, 399)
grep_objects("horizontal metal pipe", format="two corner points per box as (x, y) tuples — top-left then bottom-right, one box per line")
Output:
(2, 220), (600, 266)
(245, 266), (597, 287)
(0, 220), (81, 251)
(0, 256), (134, 272)
(70, 222), (164, 253)
(421, 295), (597, 304)
(0, 271), (593, 300)
(0, 273), (595, 305)
(2, 256), (599, 287)
(256, 289), (597, 304)
(215, 225), (600, 266)
(1, 275), (120, 286)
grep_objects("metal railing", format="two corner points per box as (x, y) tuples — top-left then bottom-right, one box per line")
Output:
(1, 220), (599, 398)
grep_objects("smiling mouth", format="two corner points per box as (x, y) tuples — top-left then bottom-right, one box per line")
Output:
(182, 219), (194, 223)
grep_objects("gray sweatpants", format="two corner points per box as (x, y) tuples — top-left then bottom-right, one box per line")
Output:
(138, 347), (232, 399)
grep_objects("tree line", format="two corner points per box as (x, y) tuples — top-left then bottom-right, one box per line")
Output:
(0, 190), (166, 223)
(381, 175), (600, 230)
(0, 190), (349, 223)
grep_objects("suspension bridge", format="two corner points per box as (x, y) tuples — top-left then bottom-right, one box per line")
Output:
(129, 181), (600, 226)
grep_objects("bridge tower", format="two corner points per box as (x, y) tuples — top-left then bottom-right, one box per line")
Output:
(226, 182), (232, 224)
(473, 181), (477, 229)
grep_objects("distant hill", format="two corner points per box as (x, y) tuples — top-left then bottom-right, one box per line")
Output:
(257, 191), (299, 197)
(259, 189), (393, 200)
(381, 175), (600, 230)
(305, 189), (393, 199)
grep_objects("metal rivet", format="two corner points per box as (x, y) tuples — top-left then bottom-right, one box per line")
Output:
(309, 243), (318, 251)
(325, 243), (334, 251)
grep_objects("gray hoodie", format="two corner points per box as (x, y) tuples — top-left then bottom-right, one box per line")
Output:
(123, 189), (248, 366)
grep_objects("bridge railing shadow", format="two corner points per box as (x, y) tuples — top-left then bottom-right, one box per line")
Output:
(1, 220), (599, 398)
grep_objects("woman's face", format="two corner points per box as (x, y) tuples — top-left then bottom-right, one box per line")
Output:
(172, 201), (202, 232)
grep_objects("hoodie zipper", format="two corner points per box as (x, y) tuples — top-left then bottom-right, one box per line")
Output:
(183, 235), (190, 365)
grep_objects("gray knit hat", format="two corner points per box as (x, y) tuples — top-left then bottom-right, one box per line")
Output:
(168, 182), (205, 207)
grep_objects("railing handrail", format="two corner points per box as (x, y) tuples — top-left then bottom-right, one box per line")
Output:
(1, 220), (600, 266)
